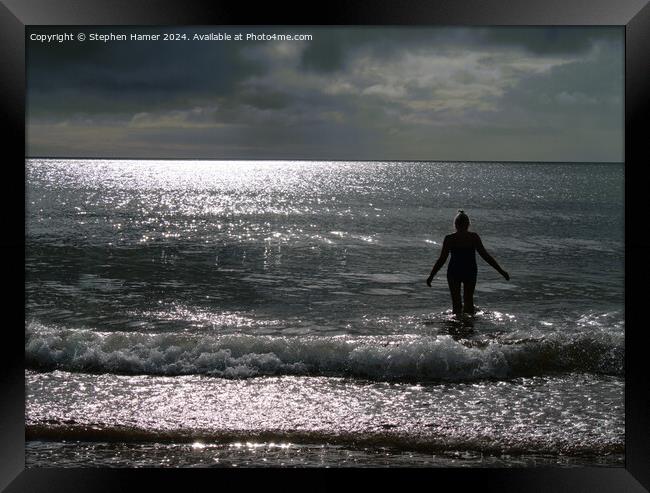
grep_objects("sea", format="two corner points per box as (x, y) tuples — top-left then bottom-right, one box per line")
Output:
(25, 159), (624, 467)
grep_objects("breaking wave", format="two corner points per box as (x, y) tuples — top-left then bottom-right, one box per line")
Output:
(25, 321), (623, 382)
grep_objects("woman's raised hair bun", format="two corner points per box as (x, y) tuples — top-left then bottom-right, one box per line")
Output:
(458, 209), (465, 214)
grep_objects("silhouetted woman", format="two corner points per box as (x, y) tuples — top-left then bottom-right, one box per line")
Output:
(426, 210), (509, 317)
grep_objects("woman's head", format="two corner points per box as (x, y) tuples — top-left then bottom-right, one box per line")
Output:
(454, 209), (470, 231)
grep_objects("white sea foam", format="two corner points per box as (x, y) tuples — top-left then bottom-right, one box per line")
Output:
(25, 321), (623, 381)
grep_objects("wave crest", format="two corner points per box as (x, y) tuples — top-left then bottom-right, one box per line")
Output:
(25, 321), (623, 382)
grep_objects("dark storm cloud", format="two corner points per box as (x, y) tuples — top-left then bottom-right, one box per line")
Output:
(298, 27), (621, 73)
(27, 26), (266, 116)
(479, 27), (621, 55)
(236, 89), (292, 111)
(26, 26), (623, 161)
(299, 28), (473, 73)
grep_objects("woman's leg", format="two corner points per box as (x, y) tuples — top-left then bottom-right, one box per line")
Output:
(463, 278), (476, 314)
(447, 277), (463, 316)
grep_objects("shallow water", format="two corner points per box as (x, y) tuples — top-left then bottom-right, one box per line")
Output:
(25, 159), (624, 467)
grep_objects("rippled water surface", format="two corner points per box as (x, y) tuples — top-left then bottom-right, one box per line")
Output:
(25, 159), (624, 467)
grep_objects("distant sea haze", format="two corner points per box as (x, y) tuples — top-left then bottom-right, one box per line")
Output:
(25, 159), (624, 467)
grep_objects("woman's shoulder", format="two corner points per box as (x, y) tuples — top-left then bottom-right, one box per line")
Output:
(469, 232), (483, 247)
(451, 231), (480, 247)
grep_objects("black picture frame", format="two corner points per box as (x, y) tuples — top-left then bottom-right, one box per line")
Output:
(2, 0), (649, 491)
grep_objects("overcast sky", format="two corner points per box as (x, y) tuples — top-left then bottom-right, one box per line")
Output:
(26, 26), (623, 162)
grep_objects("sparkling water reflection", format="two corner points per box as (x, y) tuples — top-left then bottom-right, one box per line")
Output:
(26, 160), (624, 466)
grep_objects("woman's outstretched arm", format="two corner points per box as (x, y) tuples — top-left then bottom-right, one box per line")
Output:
(475, 233), (510, 280)
(426, 236), (450, 286)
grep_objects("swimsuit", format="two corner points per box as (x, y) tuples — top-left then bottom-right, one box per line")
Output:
(447, 245), (477, 283)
